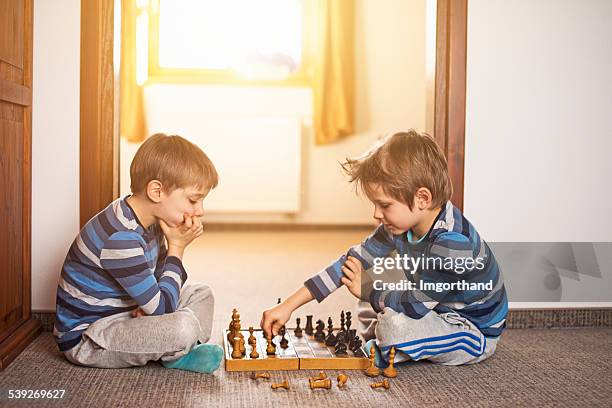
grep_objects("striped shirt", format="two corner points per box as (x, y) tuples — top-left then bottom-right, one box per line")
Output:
(304, 201), (508, 338)
(54, 196), (187, 352)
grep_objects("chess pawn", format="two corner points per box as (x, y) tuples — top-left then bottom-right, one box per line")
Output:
(231, 337), (244, 359)
(309, 378), (332, 390)
(371, 379), (390, 390)
(279, 326), (289, 349)
(334, 339), (348, 355)
(352, 336), (364, 356)
(364, 344), (381, 377)
(337, 373), (349, 388)
(294, 317), (303, 337)
(266, 335), (276, 355)
(305, 315), (314, 336)
(251, 372), (271, 380)
(271, 380), (289, 390)
(248, 326), (256, 345)
(383, 347), (398, 378)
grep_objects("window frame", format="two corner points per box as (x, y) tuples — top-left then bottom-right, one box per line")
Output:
(146, 0), (314, 86)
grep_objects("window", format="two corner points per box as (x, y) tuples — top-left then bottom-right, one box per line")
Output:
(146, 0), (313, 85)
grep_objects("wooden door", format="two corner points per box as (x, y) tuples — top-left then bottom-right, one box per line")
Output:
(0, 0), (41, 369)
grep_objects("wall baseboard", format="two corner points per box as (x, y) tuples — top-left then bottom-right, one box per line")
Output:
(33, 307), (612, 333)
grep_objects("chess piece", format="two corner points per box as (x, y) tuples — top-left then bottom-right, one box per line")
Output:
(338, 310), (346, 338)
(334, 339), (348, 355)
(352, 335), (364, 356)
(336, 331), (345, 345)
(232, 337), (244, 359)
(249, 347), (259, 359)
(346, 311), (352, 334)
(310, 371), (327, 381)
(294, 318), (303, 337)
(305, 315), (314, 336)
(279, 326), (289, 349)
(309, 378), (332, 390)
(314, 320), (325, 342)
(383, 347), (398, 378)
(364, 344), (381, 377)
(271, 380), (289, 390)
(337, 374), (348, 388)
(348, 329), (357, 349)
(248, 326), (256, 345)
(251, 372), (270, 380)
(370, 379), (390, 390)
(324, 317), (337, 346)
(239, 337), (246, 355)
(266, 335), (276, 355)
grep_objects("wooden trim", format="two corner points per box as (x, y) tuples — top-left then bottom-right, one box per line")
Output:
(0, 0), (38, 371)
(0, 318), (41, 369)
(434, 0), (468, 211)
(80, 0), (118, 227)
(22, 0), (34, 336)
(0, 78), (32, 105)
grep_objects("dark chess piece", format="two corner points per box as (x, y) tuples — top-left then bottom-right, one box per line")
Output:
(279, 326), (289, 349)
(348, 329), (357, 349)
(346, 311), (352, 334)
(314, 319), (326, 342)
(335, 339), (348, 355)
(352, 336), (364, 356)
(325, 317), (337, 346)
(305, 315), (314, 336)
(294, 317), (303, 337)
(335, 331), (346, 345)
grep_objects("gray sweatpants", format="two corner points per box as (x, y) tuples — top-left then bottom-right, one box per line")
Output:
(64, 283), (214, 368)
(357, 301), (499, 366)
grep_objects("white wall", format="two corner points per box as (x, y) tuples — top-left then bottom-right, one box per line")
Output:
(465, 0), (612, 304)
(121, 0), (427, 225)
(464, 0), (612, 242)
(32, 0), (81, 310)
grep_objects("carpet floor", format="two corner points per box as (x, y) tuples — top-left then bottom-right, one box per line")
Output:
(1, 328), (610, 408)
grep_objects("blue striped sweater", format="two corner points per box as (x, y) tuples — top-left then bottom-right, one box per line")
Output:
(304, 201), (508, 338)
(54, 196), (187, 351)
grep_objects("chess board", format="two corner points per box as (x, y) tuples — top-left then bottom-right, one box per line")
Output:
(223, 328), (369, 372)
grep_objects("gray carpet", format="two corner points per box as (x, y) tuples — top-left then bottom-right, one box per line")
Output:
(1, 329), (611, 407)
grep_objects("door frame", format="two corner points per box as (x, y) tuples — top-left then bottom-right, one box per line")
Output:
(80, 0), (118, 226)
(0, 0), (41, 370)
(79, 0), (468, 220)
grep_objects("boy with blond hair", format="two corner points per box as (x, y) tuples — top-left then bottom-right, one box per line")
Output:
(262, 130), (507, 366)
(55, 133), (223, 373)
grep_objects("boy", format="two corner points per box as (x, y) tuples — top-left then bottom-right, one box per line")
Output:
(261, 130), (507, 366)
(54, 133), (223, 373)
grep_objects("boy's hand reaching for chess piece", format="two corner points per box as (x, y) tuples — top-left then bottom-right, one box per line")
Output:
(341, 256), (363, 299)
(260, 287), (315, 338)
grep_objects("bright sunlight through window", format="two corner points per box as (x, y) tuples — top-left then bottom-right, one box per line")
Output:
(155, 0), (306, 81)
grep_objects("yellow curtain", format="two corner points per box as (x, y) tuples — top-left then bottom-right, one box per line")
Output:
(119, 0), (147, 142)
(312, 0), (355, 145)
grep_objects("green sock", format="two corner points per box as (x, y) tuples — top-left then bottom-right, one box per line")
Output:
(162, 343), (223, 374)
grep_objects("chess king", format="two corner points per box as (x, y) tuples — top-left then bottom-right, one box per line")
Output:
(260, 130), (508, 368)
